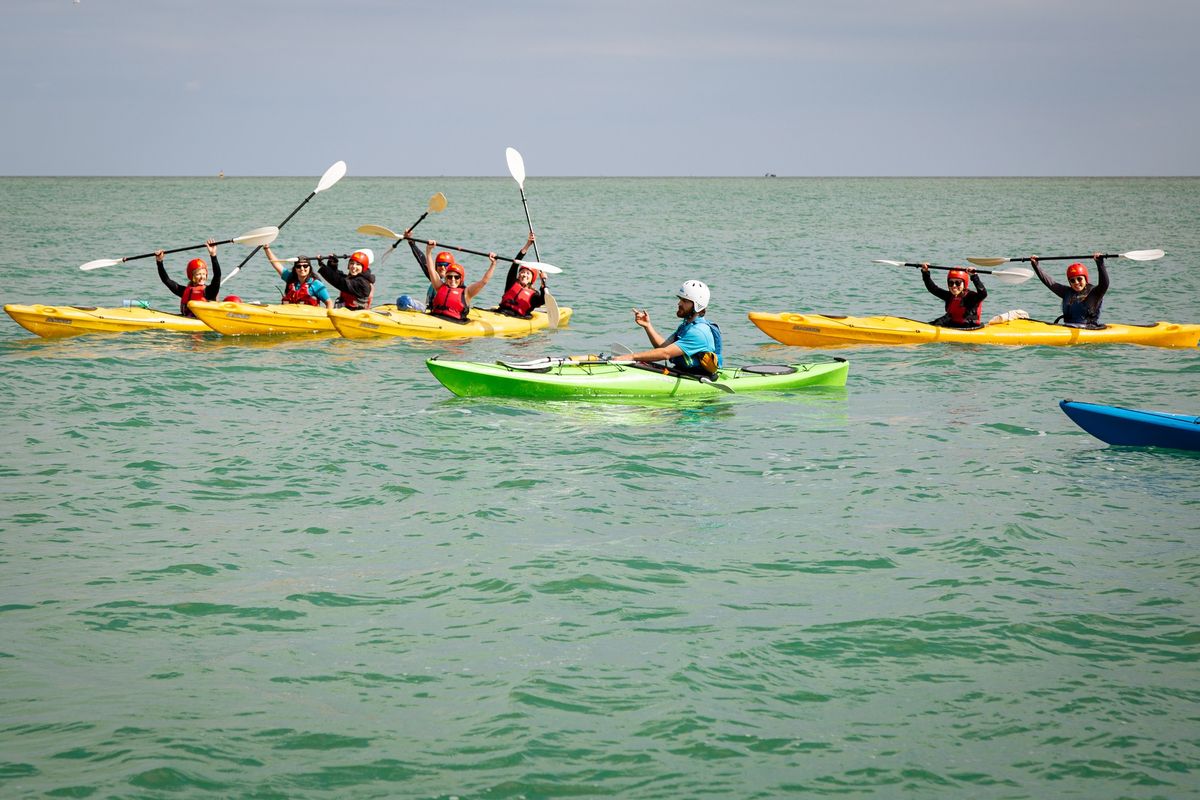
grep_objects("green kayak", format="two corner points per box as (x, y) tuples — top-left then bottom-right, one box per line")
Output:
(426, 357), (849, 399)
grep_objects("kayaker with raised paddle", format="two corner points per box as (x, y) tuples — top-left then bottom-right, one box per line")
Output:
(921, 263), (986, 328)
(319, 250), (375, 309)
(1030, 254), (1108, 327)
(423, 239), (498, 322)
(155, 238), (221, 317)
(494, 232), (545, 318)
(621, 280), (723, 377)
(262, 246), (334, 310)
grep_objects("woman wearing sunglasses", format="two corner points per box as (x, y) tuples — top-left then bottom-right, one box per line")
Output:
(262, 245), (334, 309)
(424, 239), (497, 322)
(921, 263), (987, 328)
(1030, 254), (1109, 327)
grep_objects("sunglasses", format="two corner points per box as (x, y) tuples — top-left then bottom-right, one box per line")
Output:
(947, 280), (965, 286)
(444, 273), (462, 281)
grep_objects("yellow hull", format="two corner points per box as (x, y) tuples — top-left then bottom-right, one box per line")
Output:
(188, 300), (335, 335)
(748, 312), (1200, 348)
(328, 305), (572, 340)
(4, 303), (209, 338)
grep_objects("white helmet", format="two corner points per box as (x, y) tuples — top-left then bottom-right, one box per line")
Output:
(677, 280), (710, 313)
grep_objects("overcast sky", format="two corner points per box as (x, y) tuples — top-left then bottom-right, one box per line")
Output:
(3, 0), (1197, 176)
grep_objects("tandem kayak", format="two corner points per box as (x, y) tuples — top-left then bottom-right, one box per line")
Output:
(426, 357), (849, 399)
(1060, 400), (1200, 451)
(188, 300), (335, 335)
(328, 305), (571, 340)
(4, 303), (209, 337)
(748, 312), (1200, 348)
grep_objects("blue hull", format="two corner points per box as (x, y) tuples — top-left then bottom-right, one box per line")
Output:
(1060, 400), (1200, 451)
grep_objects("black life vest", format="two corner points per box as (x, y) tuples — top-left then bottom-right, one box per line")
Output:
(1061, 287), (1101, 326)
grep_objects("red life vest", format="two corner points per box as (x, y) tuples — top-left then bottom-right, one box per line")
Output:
(180, 284), (207, 316)
(339, 285), (373, 310)
(946, 294), (981, 326)
(499, 283), (536, 317)
(284, 278), (319, 306)
(431, 284), (469, 320)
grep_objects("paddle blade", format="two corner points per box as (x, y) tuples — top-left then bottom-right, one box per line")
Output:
(966, 257), (1009, 267)
(516, 259), (561, 274)
(544, 290), (560, 329)
(79, 258), (123, 271)
(988, 267), (1035, 286)
(872, 259), (906, 267)
(357, 224), (401, 238)
(233, 226), (280, 247)
(1121, 248), (1165, 261)
(428, 192), (448, 213)
(505, 147), (526, 187)
(316, 160), (347, 193)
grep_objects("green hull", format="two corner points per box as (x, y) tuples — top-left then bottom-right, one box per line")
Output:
(426, 358), (849, 399)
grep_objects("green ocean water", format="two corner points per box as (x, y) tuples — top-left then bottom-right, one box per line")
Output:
(1, 176), (1198, 799)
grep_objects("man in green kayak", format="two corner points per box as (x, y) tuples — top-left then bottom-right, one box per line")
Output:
(621, 280), (723, 377)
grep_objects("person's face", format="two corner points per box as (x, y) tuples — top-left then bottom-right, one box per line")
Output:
(1068, 275), (1087, 291)
(676, 297), (695, 317)
(517, 267), (534, 286)
(947, 278), (966, 296)
(190, 267), (208, 285)
(294, 262), (311, 277)
(435, 262), (450, 279)
(347, 261), (363, 276)
(444, 272), (463, 287)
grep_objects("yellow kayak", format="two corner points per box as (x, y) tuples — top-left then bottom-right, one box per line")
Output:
(328, 305), (572, 340)
(4, 303), (209, 337)
(188, 300), (335, 335)
(748, 312), (1200, 348)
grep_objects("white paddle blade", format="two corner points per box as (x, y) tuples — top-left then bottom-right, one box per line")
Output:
(316, 160), (347, 193)
(505, 147), (526, 187)
(872, 259), (906, 267)
(1121, 248), (1165, 261)
(516, 259), (561, 274)
(79, 258), (123, 271)
(966, 257), (1009, 267)
(356, 248), (375, 266)
(989, 267), (1035, 286)
(429, 192), (448, 213)
(544, 290), (560, 329)
(233, 226), (280, 247)
(356, 224), (401, 238)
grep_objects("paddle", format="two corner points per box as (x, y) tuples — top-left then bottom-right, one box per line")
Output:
(506, 147), (559, 328)
(498, 355), (734, 393)
(79, 226), (280, 271)
(377, 192), (448, 265)
(226, 160), (347, 281)
(967, 249), (1164, 267)
(355, 225), (563, 273)
(872, 259), (1034, 286)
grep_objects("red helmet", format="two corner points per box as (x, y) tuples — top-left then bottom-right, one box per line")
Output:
(223, 295), (242, 303)
(349, 251), (370, 270)
(1066, 262), (1089, 282)
(186, 258), (207, 280)
(434, 251), (455, 268)
(947, 268), (970, 286)
(443, 263), (465, 278)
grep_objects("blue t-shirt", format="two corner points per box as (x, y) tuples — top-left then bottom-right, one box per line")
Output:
(667, 317), (723, 369)
(281, 269), (332, 304)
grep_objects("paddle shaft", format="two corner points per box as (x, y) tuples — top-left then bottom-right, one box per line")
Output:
(382, 210), (433, 255)
(1007, 254), (1114, 263)
(897, 262), (1001, 275)
(407, 237), (526, 266)
(133, 237), (238, 264)
(232, 190), (318, 273)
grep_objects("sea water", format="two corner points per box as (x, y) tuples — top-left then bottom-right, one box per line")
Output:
(1, 176), (1198, 798)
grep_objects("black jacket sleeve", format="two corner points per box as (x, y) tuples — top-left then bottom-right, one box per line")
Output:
(157, 261), (185, 298)
(205, 254), (222, 301)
